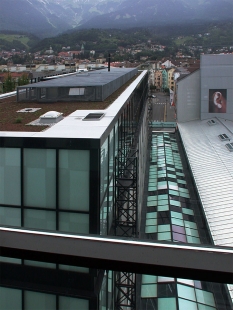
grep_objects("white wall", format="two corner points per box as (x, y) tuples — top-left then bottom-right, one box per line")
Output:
(176, 70), (201, 123)
(200, 54), (233, 121)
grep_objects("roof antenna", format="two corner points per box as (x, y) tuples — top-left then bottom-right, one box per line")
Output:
(108, 53), (111, 72)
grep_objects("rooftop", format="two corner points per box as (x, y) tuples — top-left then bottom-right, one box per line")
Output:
(0, 71), (141, 133)
(178, 117), (233, 247)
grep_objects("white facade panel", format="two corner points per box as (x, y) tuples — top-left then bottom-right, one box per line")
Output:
(176, 70), (200, 122)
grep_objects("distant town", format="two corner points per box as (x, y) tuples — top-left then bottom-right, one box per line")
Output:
(0, 23), (232, 94)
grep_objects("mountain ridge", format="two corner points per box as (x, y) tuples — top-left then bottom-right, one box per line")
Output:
(0, 0), (232, 38)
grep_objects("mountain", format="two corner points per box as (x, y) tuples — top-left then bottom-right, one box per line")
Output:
(0, 0), (232, 38)
(0, 0), (126, 38)
(79, 0), (233, 29)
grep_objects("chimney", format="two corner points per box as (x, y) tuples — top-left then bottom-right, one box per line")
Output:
(108, 53), (111, 72)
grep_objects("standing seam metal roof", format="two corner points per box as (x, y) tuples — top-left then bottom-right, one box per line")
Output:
(178, 118), (233, 301)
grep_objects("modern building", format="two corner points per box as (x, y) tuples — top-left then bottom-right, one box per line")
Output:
(0, 57), (232, 310)
(175, 53), (233, 304)
(0, 68), (149, 309)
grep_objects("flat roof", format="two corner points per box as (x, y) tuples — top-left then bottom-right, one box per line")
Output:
(18, 68), (137, 88)
(0, 71), (147, 142)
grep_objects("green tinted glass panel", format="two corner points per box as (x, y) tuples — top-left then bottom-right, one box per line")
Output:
(157, 205), (169, 211)
(158, 231), (171, 240)
(146, 218), (157, 226)
(59, 296), (89, 310)
(147, 201), (157, 207)
(25, 291), (56, 310)
(185, 227), (199, 238)
(178, 298), (198, 310)
(145, 226), (157, 233)
(158, 194), (168, 200)
(24, 260), (56, 269)
(177, 179), (186, 185)
(146, 212), (157, 219)
(158, 199), (169, 206)
(169, 190), (179, 196)
(158, 224), (171, 232)
(182, 208), (194, 216)
(59, 212), (89, 234)
(142, 274), (157, 284)
(171, 211), (183, 220)
(59, 265), (89, 273)
(24, 209), (56, 230)
(141, 284), (157, 298)
(24, 149), (56, 209)
(0, 206), (21, 227)
(148, 196), (157, 202)
(158, 298), (177, 310)
(170, 200), (181, 207)
(148, 186), (157, 191)
(184, 221), (197, 230)
(179, 188), (189, 193)
(187, 236), (201, 244)
(0, 148), (21, 206)
(171, 218), (184, 226)
(195, 289), (215, 307)
(179, 193), (190, 198)
(0, 287), (21, 310)
(177, 284), (196, 301)
(59, 150), (89, 211)
(0, 256), (21, 264)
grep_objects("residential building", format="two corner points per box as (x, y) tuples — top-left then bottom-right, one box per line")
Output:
(154, 70), (163, 91)
(162, 68), (168, 90)
(167, 68), (176, 91)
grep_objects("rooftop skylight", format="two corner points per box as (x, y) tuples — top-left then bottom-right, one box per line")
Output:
(82, 113), (105, 121)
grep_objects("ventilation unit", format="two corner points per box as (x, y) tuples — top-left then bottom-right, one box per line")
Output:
(207, 119), (217, 126)
(225, 143), (233, 152)
(218, 134), (230, 142)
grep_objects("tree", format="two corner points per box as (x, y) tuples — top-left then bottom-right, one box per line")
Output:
(18, 73), (29, 86)
(3, 72), (15, 93)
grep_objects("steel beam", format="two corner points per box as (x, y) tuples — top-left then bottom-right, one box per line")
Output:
(0, 227), (232, 284)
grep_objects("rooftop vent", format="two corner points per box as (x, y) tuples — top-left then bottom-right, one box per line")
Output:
(207, 119), (217, 126)
(39, 111), (63, 124)
(218, 134), (230, 142)
(82, 113), (105, 121)
(225, 142), (233, 152)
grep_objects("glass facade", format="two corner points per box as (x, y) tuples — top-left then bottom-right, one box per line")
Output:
(99, 75), (148, 236)
(1, 70), (230, 309)
(140, 132), (232, 310)
(0, 148), (90, 234)
(0, 287), (89, 310)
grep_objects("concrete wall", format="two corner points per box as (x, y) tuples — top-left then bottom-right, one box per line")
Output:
(176, 69), (201, 123)
(200, 54), (233, 121)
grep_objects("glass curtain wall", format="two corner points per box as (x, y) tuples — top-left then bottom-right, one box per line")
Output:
(0, 286), (89, 310)
(0, 148), (90, 233)
(140, 132), (232, 310)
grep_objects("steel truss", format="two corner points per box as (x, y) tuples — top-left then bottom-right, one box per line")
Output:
(114, 149), (137, 310)
(114, 85), (148, 310)
(115, 272), (136, 310)
(114, 149), (138, 238)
